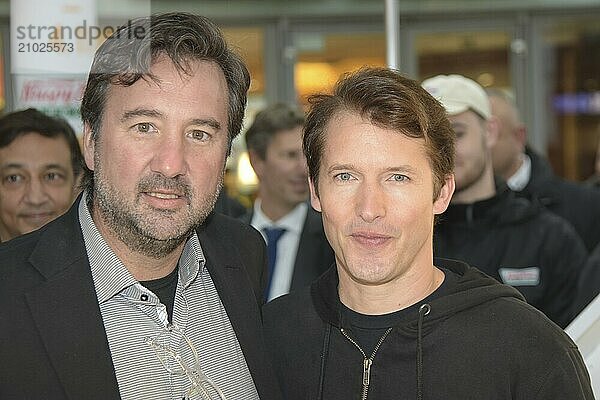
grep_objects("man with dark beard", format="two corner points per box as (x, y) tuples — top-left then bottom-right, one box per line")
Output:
(0, 13), (282, 400)
(423, 74), (587, 328)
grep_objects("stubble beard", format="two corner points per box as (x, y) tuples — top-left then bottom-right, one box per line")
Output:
(454, 155), (487, 194)
(92, 163), (222, 259)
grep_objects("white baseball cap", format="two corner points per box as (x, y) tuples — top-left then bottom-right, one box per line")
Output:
(422, 74), (491, 120)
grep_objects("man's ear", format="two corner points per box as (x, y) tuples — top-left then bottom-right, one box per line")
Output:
(82, 123), (95, 172)
(514, 124), (527, 149)
(433, 174), (455, 215)
(308, 178), (322, 212)
(247, 149), (264, 179)
(485, 116), (500, 149)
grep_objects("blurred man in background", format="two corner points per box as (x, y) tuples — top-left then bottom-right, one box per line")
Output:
(487, 88), (600, 252)
(425, 75), (587, 328)
(0, 108), (82, 242)
(244, 103), (334, 301)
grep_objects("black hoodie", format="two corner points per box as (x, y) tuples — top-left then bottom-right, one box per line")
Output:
(263, 259), (593, 400)
(434, 183), (587, 328)
(518, 148), (600, 252)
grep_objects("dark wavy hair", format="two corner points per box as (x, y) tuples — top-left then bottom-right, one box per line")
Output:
(80, 12), (250, 193)
(303, 66), (454, 199)
(0, 108), (84, 177)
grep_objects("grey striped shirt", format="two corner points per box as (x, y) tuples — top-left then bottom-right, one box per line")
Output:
(78, 193), (259, 400)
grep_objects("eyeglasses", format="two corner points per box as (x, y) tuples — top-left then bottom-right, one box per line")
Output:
(145, 323), (228, 400)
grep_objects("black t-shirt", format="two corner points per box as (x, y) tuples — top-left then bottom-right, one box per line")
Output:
(140, 266), (179, 323)
(341, 268), (458, 355)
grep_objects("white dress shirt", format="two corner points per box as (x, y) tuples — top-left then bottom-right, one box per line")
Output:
(507, 153), (532, 191)
(251, 199), (308, 301)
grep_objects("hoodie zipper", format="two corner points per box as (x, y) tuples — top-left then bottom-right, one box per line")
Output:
(340, 327), (392, 400)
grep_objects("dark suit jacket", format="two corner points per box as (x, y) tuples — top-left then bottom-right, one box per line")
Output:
(242, 204), (335, 294)
(0, 198), (282, 400)
(213, 189), (249, 218)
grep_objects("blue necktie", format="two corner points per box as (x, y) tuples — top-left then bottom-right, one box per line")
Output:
(264, 227), (286, 301)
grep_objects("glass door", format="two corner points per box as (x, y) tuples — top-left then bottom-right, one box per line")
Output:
(289, 21), (386, 106)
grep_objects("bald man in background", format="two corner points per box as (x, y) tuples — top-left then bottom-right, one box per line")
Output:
(487, 88), (600, 252)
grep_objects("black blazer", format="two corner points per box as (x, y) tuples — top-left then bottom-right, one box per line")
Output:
(0, 197), (282, 400)
(242, 204), (335, 294)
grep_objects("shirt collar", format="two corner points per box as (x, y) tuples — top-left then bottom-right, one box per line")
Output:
(507, 153), (532, 192)
(79, 191), (204, 303)
(252, 199), (308, 234)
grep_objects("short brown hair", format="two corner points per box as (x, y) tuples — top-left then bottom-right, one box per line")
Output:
(245, 103), (304, 160)
(303, 66), (454, 198)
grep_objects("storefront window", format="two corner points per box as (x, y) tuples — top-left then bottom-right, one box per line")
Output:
(542, 17), (600, 180)
(416, 30), (511, 91)
(294, 31), (386, 105)
(221, 26), (264, 203)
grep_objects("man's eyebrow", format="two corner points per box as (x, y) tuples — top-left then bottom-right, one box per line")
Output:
(119, 109), (222, 131)
(383, 165), (419, 175)
(0, 162), (25, 170)
(43, 164), (70, 171)
(327, 164), (420, 175)
(0, 163), (70, 172)
(120, 108), (164, 123)
(189, 118), (222, 131)
(327, 164), (356, 173)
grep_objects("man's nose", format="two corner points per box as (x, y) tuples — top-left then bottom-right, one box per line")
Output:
(150, 135), (188, 178)
(24, 178), (50, 205)
(355, 180), (386, 223)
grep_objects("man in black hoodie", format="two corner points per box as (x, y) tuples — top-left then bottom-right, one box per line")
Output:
(262, 67), (593, 399)
(423, 74), (587, 328)
(486, 88), (600, 252)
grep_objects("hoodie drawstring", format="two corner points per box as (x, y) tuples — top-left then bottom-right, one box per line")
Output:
(416, 303), (431, 400)
(317, 323), (332, 400)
